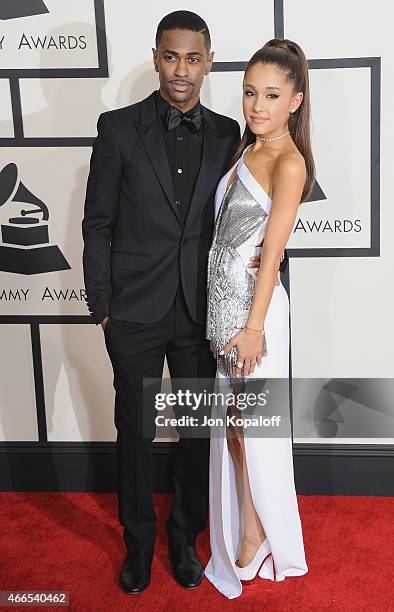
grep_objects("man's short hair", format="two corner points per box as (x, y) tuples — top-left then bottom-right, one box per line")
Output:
(156, 10), (211, 52)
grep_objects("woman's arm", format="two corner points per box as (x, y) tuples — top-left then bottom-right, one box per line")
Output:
(246, 153), (305, 330)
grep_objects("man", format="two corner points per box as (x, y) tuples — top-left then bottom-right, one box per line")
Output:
(82, 10), (259, 595)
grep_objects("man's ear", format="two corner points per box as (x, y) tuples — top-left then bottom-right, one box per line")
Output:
(205, 51), (214, 75)
(152, 47), (158, 72)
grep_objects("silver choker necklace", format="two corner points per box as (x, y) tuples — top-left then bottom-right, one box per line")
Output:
(256, 130), (290, 142)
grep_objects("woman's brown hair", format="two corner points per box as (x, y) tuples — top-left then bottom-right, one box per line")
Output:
(231, 38), (315, 203)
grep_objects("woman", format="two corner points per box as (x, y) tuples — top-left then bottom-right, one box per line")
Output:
(204, 39), (314, 599)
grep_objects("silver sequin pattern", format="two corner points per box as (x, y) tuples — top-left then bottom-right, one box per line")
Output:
(206, 175), (269, 387)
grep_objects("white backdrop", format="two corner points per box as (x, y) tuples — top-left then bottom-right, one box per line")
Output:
(0, 0), (392, 445)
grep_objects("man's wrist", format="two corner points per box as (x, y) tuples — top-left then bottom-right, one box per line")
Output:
(89, 302), (110, 325)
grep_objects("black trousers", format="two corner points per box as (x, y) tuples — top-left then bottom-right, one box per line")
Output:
(104, 285), (217, 552)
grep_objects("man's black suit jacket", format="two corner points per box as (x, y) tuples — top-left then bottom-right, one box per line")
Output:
(82, 91), (241, 326)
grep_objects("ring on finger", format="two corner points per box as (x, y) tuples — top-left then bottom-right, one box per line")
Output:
(236, 360), (244, 369)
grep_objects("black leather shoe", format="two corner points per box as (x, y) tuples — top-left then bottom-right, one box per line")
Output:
(168, 540), (204, 588)
(119, 547), (154, 595)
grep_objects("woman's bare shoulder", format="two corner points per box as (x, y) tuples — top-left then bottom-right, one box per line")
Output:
(273, 149), (306, 184)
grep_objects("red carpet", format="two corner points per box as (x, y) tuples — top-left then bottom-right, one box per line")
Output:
(0, 493), (393, 611)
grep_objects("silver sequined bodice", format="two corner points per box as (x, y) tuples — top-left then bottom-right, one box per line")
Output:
(206, 172), (269, 379)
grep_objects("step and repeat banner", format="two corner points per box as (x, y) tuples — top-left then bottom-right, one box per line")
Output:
(0, 1), (392, 445)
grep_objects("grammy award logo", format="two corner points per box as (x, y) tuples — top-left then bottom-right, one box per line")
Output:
(0, 163), (70, 275)
(0, 0), (49, 20)
(308, 181), (326, 203)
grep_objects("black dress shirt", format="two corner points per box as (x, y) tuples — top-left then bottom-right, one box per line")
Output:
(155, 90), (203, 224)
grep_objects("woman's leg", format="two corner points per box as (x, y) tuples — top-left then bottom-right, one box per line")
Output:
(226, 403), (266, 567)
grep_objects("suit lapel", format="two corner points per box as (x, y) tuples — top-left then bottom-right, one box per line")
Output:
(183, 106), (228, 236)
(135, 94), (230, 230)
(135, 92), (181, 225)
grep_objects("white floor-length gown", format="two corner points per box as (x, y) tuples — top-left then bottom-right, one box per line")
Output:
(204, 144), (308, 599)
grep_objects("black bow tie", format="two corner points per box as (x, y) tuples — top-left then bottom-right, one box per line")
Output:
(165, 105), (203, 132)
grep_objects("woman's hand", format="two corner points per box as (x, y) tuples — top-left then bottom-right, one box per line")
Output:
(221, 327), (264, 377)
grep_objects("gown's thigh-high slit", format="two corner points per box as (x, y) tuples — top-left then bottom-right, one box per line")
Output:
(225, 400), (267, 567)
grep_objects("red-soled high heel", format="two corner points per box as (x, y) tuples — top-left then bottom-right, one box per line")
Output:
(235, 537), (277, 584)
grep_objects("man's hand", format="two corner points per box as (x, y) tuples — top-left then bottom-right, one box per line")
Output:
(248, 251), (285, 269)
(248, 255), (261, 269)
(101, 316), (109, 331)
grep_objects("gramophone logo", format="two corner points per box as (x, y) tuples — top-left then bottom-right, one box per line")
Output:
(0, 0), (49, 20)
(0, 163), (70, 274)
